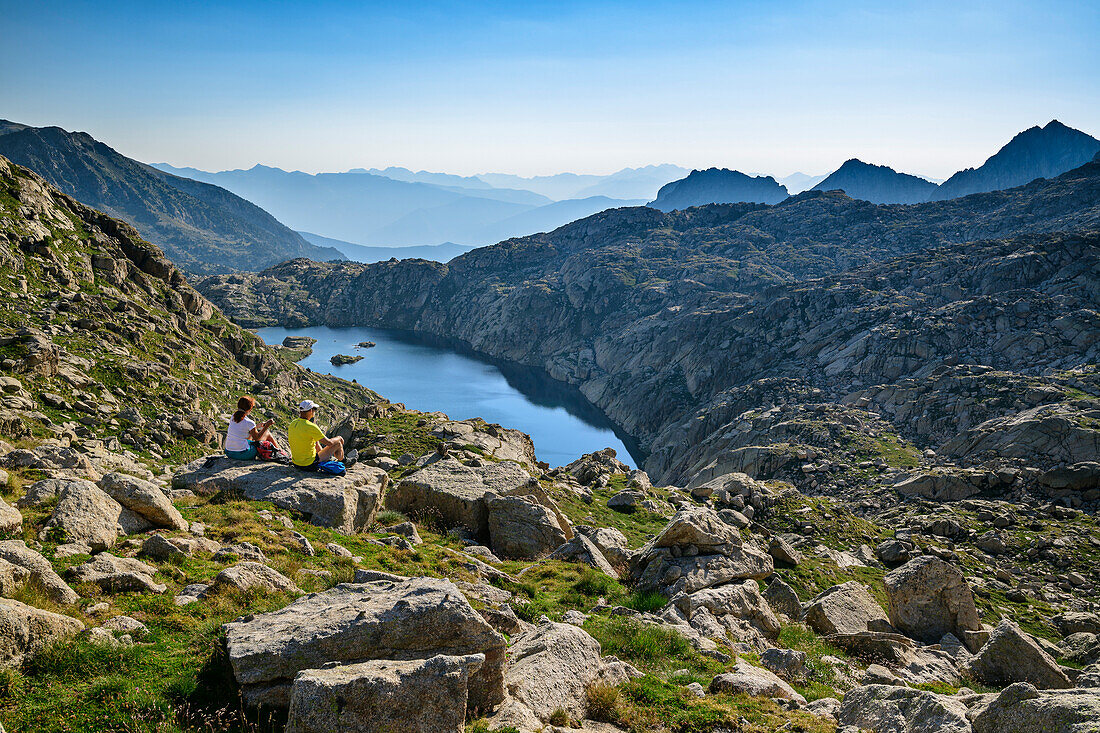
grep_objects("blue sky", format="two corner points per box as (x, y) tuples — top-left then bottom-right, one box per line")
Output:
(1, 0), (1098, 177)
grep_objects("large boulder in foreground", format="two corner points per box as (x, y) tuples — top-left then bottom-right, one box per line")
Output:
(384, 458), (533, 539)
(488, 621), (604, 730)
(709, 659), (806, 703)
(884, 556), (982, 644)
(969, 682), (1100, 733)
(285, 653), (485, 733)
(99, 472), (187, 531)
(803, 581), (890, 636)
(838, 684), (971, 733)
(0, 598), (84, 668)
(0, 540), (79, 605)
(224, 578), (506, 711)
(40, 479), (123, 551)
(963, 619), (1073, 689)
(173, 457), (389, 533)
(487, 495), (569, 560)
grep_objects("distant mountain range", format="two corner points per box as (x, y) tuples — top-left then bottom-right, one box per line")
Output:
(152, 163), (655, 247)
(650, 120), (1098, 210)
(649, 169), (788, 211)
(930, 120), (1100, 200)
(0, 121), (341, 273)
(810, 159), (937, 204)
(298, 232), (475, 263)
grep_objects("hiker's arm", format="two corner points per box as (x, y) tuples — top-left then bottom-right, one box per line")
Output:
(318, 434), (343, 448)
(249, 419), (274, 440)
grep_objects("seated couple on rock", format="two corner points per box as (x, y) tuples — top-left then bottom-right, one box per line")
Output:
(288, 399), (351, 471)
(224, 396), (285, 460)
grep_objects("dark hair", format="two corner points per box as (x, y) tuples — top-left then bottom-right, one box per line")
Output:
(232, 396), (255, 423)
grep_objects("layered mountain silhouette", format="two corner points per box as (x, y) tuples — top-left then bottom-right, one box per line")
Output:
(298, 232), (475, 263)
(930, 119), (1100, 201)
(648, 168), (789, 211)
(153, 163), (654, 246)
(0, 121), (340, 273)
(810, 159), (937, 204)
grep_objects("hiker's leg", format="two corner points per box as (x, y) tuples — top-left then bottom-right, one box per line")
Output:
(256, 428), (281, 450)
(318, 436), (344, 461)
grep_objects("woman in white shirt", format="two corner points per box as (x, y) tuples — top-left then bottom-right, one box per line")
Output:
(224, 396), (280, 460)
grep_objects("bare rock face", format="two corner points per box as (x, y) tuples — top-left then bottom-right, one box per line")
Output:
(969, 682), (1100, 733)
(803, 581), (890, 636)
(0, 558), (29, 597)
(709, 659), (806, 703)
(884, 556), (982, 644)
(173, 457), (389, 533)
(837, 684), (971, 733)
(489, 621), (604, 729)
(209, 562), (302, 596)
(0, 498), (19, 534)
(0, 540), (79, 605)
(40, 480), (123, 551)
(631, 507), (772, 595)
(963, 619), (1073, 690)
(549, 534), (620, 579)
(670, 580), (780, 650)
(384, 458), (533, 538)
(223, 578), (506, 712)
(487, 495), (569, 560)
(68, 553), (166, 594)
(285, 653), (485, 733)
(99, 472), (187, 531)
(0, 598), (84, 668)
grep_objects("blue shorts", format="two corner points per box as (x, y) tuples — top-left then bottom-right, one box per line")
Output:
(225, 441), (258, 460)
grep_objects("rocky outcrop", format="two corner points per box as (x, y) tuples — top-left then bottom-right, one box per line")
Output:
(223, 578), (506, 711)
(968, 682), (1100, 733)
(709, 660), (806, 703)
(487, 495), (569, 560)
(99, 472), (187, 531)
(285, 654), (486, 733)
(963, 619), (1073, 689)
(0, 541), (79, 605)
(838, 684), (972, 732)
(68, 554), (166, 594)
(173, 457), (389, 534)
(0, 598), (84, 668)
(208, 562), (302, 596)
(803, 581), (890, 636)
(884, 556), (982, 644)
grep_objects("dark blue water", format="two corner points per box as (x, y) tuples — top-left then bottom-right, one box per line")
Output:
(257, 326), (641, 469)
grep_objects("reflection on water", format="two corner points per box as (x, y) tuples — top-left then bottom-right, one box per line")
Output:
(257, 325), (643, 469)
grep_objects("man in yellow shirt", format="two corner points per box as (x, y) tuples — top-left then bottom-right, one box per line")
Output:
(288, 400), (345, 469)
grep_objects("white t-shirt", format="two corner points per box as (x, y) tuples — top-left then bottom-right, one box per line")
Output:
(225, 416), (256, 452)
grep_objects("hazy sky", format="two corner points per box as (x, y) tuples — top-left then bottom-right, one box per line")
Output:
(2, 0), (1098, 178)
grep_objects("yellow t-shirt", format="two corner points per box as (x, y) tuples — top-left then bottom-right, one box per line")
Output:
(288, 417), (327, 466)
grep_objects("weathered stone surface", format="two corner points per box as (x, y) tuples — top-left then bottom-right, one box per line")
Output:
(68, 553), (166, 594)
(884, 556), (981, 643)
(635, 546), (773, 595)
(969, 682), (1100, 733)
(763, 577), (803, 620)
(575, 525), (631, 568)
(964, 619), (1073, 689)
(16, 478), (98, 508)
(0, 598), (84, 668)
(173, 457), (389, 533)
(490, 621), (604, 728)
(209, 562), (302, 596)
(653, 507), (741, 551)
(709, 660), (806, 703)
(803, 581), (890, 636)
(549, 534), (620, 579)
(672, 580), (780, 648)
(1054, 612), (1100, 637)
(0, 540), (79, 605)
(433, 419), (537, 467)
(894, 471), (984, 502)
(768, 535), (803, 565)
(99, 472), (187, 530)
(0, 498), (19, 534)
(285, 653), (485, 733)
(838, 684), (971, 733)
(41, 481), (121, 551)
(487, 495), (569, 560)
(384, 458), (530, 537)
(0, 558), (29, 598)
(224, 578), (506, 711)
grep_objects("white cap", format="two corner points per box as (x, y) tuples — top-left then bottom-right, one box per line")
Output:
(299, 399), (319, 412)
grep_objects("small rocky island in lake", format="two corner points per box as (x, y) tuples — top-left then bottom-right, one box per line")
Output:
(357, 341), (376, 348)
(330, 353), (363, 365)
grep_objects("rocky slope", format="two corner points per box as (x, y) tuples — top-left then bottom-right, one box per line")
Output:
(3, 152), (1100, 733)
(0, 121), (343, 274)
(649, 168), (789, 211)
(932, 119), (1100, 201)
(810, 158), (937, 204)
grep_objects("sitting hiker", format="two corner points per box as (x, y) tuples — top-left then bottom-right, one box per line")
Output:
(288, 399), (344, 470)
(224, 396), (280, 460)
